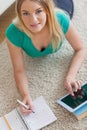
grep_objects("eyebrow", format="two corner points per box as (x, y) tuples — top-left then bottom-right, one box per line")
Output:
(21, 7), (43, 12)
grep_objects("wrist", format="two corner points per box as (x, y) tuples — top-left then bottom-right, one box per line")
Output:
(23, 92), (31, 98)
(23, 94), (32, 103)
(64, 76), (75, 82)
(65, 73), (76, 80)
(65, 71), (77, 80)
(20, 86), (30, 98)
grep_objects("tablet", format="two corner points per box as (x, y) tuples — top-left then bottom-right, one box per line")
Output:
(57, 82), (87, 112)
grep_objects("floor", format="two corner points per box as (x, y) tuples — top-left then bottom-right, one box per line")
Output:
(0, 3), (15, 43)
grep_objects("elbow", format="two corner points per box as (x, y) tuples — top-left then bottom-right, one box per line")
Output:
(76, 47), (87, 55)
(74, 47), (87, 59)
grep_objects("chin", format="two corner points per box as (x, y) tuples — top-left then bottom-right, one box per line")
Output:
(30, 28), (43, 34)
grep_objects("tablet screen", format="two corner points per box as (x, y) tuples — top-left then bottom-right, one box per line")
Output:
(61, 83), (87, 109)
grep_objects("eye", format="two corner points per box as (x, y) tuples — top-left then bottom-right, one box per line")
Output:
(36, 10), (43, 14)
(23, 12), (30, 16)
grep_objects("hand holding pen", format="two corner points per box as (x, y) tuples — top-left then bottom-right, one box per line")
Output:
(17, 96), (35, 115)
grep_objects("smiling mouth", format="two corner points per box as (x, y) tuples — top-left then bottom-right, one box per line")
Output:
(30, 23), (40, 27)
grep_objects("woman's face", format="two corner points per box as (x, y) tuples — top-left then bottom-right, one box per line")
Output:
(21, 0), (47, 34)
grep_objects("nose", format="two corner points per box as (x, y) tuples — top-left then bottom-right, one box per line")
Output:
(30, 14), (38, 23)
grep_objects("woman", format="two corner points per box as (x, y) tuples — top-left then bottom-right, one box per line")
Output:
(5, 0), (86, 114)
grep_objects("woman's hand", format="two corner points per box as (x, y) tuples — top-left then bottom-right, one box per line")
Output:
(20, 95), (34, 115)
(64, 77), (82, 96)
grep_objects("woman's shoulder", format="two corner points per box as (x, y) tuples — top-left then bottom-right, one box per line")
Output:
(5, 23), (24, 47)
(5, 23), (23, 36)
(55, 9), (70, 34)
(5, 22), (32, 48)
(55, 8), (69, 20)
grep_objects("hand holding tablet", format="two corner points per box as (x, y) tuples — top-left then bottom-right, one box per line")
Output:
(72, 88), (85, 99)
(57, 83), (87, 112)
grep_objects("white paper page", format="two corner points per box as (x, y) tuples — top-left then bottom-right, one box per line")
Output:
(22, 96), (57, 130)
(5, 109), (27, 130)
(0, 117), (9, 130)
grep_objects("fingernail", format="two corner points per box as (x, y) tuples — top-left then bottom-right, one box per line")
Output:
(72, 93), (74, 96)
(75, 89), (77, 92)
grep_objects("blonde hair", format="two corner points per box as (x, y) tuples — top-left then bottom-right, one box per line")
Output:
(13, 0), (64, 51)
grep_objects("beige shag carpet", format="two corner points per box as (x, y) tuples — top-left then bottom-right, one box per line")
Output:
(0, 0), (87, 129)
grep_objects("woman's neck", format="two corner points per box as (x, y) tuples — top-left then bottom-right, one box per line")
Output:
(31, 25), (51, 50)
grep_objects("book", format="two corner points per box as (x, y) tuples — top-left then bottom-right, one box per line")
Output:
(57, 82), (87, 120)
(73, 103), (87, 120)
(0, 96), (57, 130)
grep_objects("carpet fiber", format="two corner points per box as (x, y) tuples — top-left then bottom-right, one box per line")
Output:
(0, 0), (87, 129)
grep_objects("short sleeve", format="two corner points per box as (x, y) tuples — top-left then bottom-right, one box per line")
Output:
(5, 23), (24, 47)
(56, 11), (70, 34)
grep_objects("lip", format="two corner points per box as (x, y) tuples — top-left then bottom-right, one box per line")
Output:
(30, 23), (40, 27)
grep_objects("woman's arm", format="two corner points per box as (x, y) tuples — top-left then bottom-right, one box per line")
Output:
(6, 38), (33, 114)
(64, 21), (87, 96)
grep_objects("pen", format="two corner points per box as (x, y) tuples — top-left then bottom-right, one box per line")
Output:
(17, 99), (35, 113)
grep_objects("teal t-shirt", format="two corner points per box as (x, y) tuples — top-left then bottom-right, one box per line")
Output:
(5, 11), (70, 58)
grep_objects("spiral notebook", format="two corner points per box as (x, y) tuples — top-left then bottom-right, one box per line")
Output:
(0, 96), (57, 130)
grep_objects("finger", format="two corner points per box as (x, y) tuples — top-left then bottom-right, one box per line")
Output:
(22, 99), (31, 109)
(22, 110), (32, 115)
(20, 106), (32, 115)
(20, 101), (34, 112)
(29, 102), (34, 109)
(74, 82), (79, 92)
(65, 84), (74, 96)
(69, 88), (74, 96)
(77, 80), (82, 89)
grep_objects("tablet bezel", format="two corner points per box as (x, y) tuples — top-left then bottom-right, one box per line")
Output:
(57, 82), (87, 112)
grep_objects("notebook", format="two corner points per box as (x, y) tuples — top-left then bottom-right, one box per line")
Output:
(0, 96), (57, 130)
